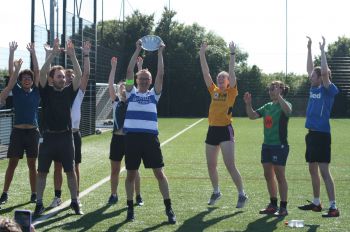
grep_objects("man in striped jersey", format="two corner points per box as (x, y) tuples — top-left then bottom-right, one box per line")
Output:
(123, 39), (176, 224)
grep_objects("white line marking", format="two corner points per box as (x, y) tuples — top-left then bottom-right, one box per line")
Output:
(33, 118), (204, 225)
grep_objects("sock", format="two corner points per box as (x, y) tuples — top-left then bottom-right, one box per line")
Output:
(238, 190), (245, 196)
(71, 198), (78, 204)
(55, 190), (62, 198)
(164, 199), (172, 210)
(111, 193), (117, 197)
(127, 200), (134, 209)
(312, 198), (320, 206)
(329, 200), (337, 209)
(213, 187), (220, 194)
(280, 201), (287, 209)
(270, 197), (278, 207)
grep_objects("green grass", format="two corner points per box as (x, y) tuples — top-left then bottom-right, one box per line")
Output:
(0, 117), (349, 231)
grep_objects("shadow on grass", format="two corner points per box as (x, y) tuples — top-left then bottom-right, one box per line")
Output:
(0, 202), (32, 214)
(241, 215), (284, 232)
(305, 223), (320, 232)
(36, 204), (126, 232)
(174, 207), (244, 232)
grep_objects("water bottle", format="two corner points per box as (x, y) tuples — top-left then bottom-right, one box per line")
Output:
(287, 220), (304, 228)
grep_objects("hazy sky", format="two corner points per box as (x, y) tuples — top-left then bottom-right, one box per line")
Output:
(1, 0), (349, 74)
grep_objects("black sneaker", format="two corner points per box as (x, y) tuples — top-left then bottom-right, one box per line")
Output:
(0, 192), (8, 204)
(298, 200), (322, 212)
(322, 208), (340, 217)
(30, 193), (37, 203)
(34, 203), (45, 216)
(70, 201), (84, 215)
(108, 195), (118, 204)
(136, 195), (144, 206)
(166, 208), (176, 224)
(126, 208), (134, 222)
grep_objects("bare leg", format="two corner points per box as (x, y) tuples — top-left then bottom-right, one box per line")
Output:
(262, 163), (277, 198)
(205, 144), (220, 191)
(274, 165), (288, 202)
(125, 170), (137, 200)
(36, 172), (48, 201)
(319, 163), (336, 202)
(66, 171), (78, 200)
(308, 162), (320, 199)
(26, 157), (37, 193)
(153, 168), (170, 199)
(53, 162), (63, 193)
(3, 157), (19, 192)
(135, 170), (141, 196)
(110, 160), (121, 195)
(75, 164), (80, 193)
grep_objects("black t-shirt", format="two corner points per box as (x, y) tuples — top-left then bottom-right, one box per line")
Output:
(39, 84), (77, 131)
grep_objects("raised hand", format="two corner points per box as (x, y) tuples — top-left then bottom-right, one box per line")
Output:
(319, 36), (326, 51)
(199, 42), (208, 55)
(243, 92), (252, 104)
(14, 58), (23, 71)
(306, 36), (312, 49)
(9, 41), (18, 53)
(136, 39), (142, 50)
(66, 40), (76, 57)
(229, 41), (236, 54)
(111, 56), (118, 68)
(158, 42), (165, 53)
(26, 42), (36, 54)
(137, 56), (143, 70)
(82, 41), (91, 55)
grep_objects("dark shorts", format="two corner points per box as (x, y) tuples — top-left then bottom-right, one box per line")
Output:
(38, 131), (75, 173)
(125, 133), (164, 170)
(110, 134), (125, 162)
(205, 124), (234, 146)
(73, 131), (82, 164)
(261, 144), (289, 166)
(305, 131), (331, 163)
(7, 128), (40, 159)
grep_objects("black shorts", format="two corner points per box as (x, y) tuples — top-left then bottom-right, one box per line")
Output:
(261, 144), (289, 166)
(38, 131), (75, 173)
(205, 124), (234, 145)
(125, 133), (164, 170)
(73, 131), (82, 164)
(7, 128), (40, 159)
(109, 134), (125, 162)
(305, 131), (331, 163)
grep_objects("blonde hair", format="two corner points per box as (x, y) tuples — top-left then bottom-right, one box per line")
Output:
(0, 217), (22, 232)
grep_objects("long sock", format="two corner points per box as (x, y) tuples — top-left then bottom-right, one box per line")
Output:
(213, 187), (220, 194)
(329, 200), (337, 209)
(312, 198), (320, 205)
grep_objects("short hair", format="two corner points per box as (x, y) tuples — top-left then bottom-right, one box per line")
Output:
(18, 69), (34, 81)
(136, 69), (152, 78)
(217, 71), (229, 79)
(313, 66), (332, 80)
(270, 80), (289, 97)
(49, 65), (65, 78)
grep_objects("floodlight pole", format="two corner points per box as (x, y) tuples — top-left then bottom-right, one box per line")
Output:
(50, 0), (55, 46)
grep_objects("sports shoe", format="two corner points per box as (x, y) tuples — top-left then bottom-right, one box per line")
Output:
(30, 193), (37, 203)
(126, 208), (134, 222)
(136, 195), (144, 206)
(298, 200), (322, 212)
(274, 207), (288, 217)
(0, 192), (8, 204)
(259, 203), (278, 214)
(322, 208), (340, 217)
(108, 195), (118, 204)
(166, 208), (176, 224)
(236, 194), (248, 208)
(70, 201), (84, 215)
(49, 197), (62, 208)
(34, 203), (45, 216)
(208, 192), (222, 205)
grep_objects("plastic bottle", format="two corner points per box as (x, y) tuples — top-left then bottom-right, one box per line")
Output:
(286, 220), (304, 228)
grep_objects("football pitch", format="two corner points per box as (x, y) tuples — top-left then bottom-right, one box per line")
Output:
(0, 117), (349, 231)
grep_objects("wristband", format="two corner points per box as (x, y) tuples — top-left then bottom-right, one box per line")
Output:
(126, 79), (134, 85)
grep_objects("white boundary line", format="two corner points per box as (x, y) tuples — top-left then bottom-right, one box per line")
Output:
(33, 118), (204, 225)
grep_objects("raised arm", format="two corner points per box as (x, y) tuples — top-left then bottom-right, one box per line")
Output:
(228, 41), (237, 87)
(66, 40), (82, 91)
(40, 38), (60, 87)
(0, 59), (23, 101)
(126, 40), (142, 92)
(108, 57), (118, 101)
(199, 42), (213, 88)
(80, 41), (91, 92)
(27, 42), (39, 87)
(136, 56), (143, 71)
(273, 86), (292, 115)
(243, 92), (260, 119)
(154, 43), (165, 95)
(319, 36), (331, 88)
(306, 36), (313, 77)
(8, 41), (18, 77)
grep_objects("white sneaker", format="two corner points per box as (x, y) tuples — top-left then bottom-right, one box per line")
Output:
(49, 197), (62, 208)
